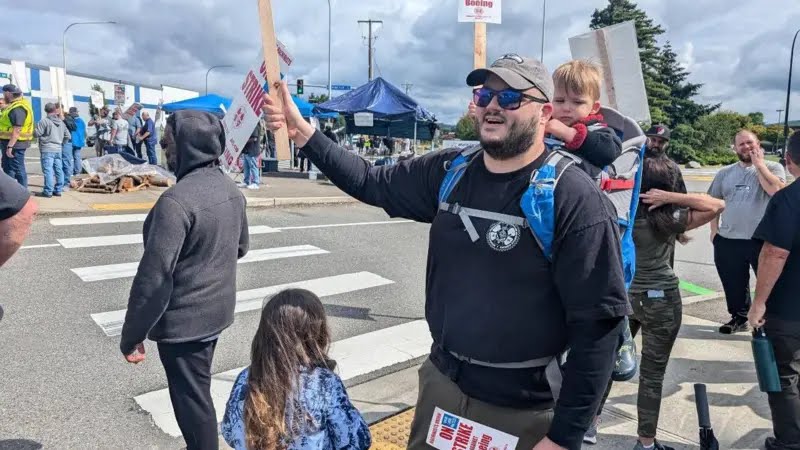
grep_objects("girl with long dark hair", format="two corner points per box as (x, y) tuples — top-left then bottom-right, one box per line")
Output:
(620, 154), (725, 450)
(221, 289), (371, 450)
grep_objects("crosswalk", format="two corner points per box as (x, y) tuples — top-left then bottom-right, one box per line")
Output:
(34, 212), (429, 440)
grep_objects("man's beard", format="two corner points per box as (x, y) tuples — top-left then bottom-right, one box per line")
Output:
(645, 145), (666, 158)
(737, 152), (752, 163)
(476, 114), (539, 160)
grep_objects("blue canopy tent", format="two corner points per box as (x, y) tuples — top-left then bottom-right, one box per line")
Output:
(315, 77), (437, 140)
(162, 93), (330, 119)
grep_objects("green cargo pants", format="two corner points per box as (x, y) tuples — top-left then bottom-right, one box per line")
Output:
(598, 288), (682, 438)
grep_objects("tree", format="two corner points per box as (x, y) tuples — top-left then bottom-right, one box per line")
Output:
(748, 112), (765, 126)
(591, 0), (672, 124)
(658, 41), (719, 127)
(455, 114), (478, 140)
(308, 93), (330, 104)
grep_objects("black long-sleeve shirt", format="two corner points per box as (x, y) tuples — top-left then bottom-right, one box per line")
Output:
(301, 131), (630, 449)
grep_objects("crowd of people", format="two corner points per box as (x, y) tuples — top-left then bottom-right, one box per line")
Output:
(1, 52), (799, 450)
(0, 83), (160, 197)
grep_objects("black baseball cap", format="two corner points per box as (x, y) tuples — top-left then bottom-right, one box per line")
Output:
(646, 124), (671, 140)
(2, 84), (22, 94)
(466, 54), (554, 101)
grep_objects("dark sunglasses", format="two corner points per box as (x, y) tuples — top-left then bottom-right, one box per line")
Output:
(472, 87), (548, 110)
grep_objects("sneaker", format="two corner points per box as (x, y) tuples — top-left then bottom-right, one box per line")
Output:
(612, 316), (638, 381)
(719, 316), (749, 334)
(632, 440), (675, 450)
(53, 192), (62, 197)
(36, 192), (52, 198)
(247, 184), (260, 190)
(583, 417), (599, 445)
(236, 182), (247, 188)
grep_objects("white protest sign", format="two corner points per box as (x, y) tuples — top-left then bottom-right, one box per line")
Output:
(354, 112), (374, 127)
(90, 90), (105, 109)
(49, 66), (66, 102)
(277, 40), (294, 67)
(458, 0), (502, 24)
(426, 408), (518, 450)
(221, 39), (295, 169)
(10, 60), (29, 93)
(569, 21), (650, 123)
(123, 102), (144, 120)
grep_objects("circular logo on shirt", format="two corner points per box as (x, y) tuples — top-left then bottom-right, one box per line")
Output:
(486, 222), (521, 252)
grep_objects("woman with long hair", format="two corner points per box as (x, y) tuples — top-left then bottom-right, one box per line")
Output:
(221, 289), (371, 450)
(592, 154), (725, 450)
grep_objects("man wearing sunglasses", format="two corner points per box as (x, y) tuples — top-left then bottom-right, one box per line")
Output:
(261, 54), (628, 450)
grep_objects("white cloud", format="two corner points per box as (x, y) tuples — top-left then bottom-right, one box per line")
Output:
(2, 0), (799, 125)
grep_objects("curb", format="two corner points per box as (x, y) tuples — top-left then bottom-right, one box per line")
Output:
(31, 196), (359, 217)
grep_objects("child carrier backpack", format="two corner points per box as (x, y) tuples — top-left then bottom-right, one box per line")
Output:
(438, 107), (646, 290)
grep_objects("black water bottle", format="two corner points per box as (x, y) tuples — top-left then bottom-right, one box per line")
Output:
(752, 328), (782, 393)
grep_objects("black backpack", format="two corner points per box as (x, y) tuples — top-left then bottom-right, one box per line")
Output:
(64, 115), (77, 132)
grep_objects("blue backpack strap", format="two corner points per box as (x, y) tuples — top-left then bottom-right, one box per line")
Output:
(438, 145), (482, 205)
(520, 150), (580, 261)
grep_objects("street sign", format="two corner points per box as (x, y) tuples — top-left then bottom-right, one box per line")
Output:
(332, 84), (351, 91)
(0, 72), (9, 79)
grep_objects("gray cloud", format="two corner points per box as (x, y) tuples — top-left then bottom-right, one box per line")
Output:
(2, 0), (799, 124)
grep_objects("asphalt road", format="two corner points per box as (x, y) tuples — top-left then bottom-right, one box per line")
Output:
(0, 204), (429, 449)
(0, 180), (736, 450)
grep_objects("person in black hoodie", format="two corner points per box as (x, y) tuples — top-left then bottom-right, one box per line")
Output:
(120, 110), (249, 450)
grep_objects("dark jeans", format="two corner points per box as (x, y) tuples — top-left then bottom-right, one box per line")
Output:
(1, 142), (27, 187)
(145, 141), (157, 165)
(73, 146), (83, 175)
(599, 289), (682, 438)
(765, 318), (800, 448)
(158, 340), (219, 450)
(713, 235), (762, 319)
(133, 140), (143, 159)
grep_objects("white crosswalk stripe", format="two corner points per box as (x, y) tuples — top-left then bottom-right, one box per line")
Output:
(57, 225), (279, 249)
(45, 211), (424, 440)
(71, 245), (329, 282)
(91, 271), (394, 336)
(50, 214), (148, 226)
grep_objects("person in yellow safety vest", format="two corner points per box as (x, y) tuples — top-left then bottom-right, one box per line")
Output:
(0, 84), (34, 188)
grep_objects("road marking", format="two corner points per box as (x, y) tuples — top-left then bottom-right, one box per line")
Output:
(91, 271), (395, 336)
(90, 202), (156, 211)
(50, 214), (148, 226)
(19, 243), (61, 249)
(71, 245), (328, 282)
(276, 219), (413, 231)
(42, 220), (413, 248)
(57, 225), (279, 249)
(679, 280), (717, 296)
(134, 319), (431, 437)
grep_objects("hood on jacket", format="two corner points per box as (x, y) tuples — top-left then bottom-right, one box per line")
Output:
(47, 114), (64, 127)
(170, 110), (226, 180)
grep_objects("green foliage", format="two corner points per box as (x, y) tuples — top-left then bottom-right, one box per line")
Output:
(308, 93), (329, 104)
(748, 112), (765, 126)
(455, 114), (478, 140)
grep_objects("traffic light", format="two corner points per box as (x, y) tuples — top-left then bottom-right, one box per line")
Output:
(297, 79), (304, 95)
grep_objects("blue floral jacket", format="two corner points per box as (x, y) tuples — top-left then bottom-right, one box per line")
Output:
(221, 366), (372, 450)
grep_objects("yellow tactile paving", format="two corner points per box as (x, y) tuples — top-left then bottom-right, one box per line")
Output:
(90, 202), (156, 211)
(369, 408), (416, 449)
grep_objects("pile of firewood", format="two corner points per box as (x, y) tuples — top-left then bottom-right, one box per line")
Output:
(71, 175), (174, 194)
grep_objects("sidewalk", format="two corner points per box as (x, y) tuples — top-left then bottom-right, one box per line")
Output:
(363, 310), (773, 450)
(25, 173), (356, 216)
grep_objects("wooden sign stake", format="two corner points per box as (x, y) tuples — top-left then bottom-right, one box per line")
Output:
(473, 22), (487, 69)
(257, 0), (291, 160)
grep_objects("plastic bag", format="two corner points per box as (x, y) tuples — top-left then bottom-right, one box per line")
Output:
(81, 154), (176, 185)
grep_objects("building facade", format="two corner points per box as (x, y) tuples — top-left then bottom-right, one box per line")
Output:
(0, 59), (197, 128)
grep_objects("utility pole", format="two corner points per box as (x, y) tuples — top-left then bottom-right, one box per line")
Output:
(358, 19), (383, 81)
(777, 109), (785, 126)
(402, 83), (413, 95)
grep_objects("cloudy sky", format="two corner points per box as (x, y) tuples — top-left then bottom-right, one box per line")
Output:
(3, 0), (799, 125)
